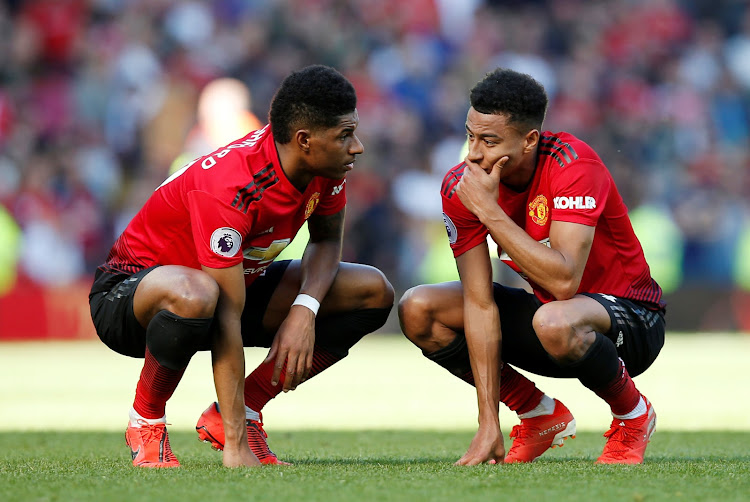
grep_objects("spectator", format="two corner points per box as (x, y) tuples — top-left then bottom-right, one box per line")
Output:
(1, 0), (750, 329)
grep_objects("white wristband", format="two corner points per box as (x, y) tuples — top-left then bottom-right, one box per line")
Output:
(292, 294), (320, 316)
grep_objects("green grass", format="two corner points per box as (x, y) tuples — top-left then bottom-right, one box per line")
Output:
(3, 334), (750, 432)
(1, 430), (749, 502)
(1, 334), (749, 501)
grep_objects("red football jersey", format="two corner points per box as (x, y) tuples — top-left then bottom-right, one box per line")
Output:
(441, 131), (664, 308)
(103, 125), (346, 286)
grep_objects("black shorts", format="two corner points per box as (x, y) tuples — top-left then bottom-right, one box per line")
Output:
(89, 265), (159, 358)
(579, 292), (666, 377)
(240, 260), (291, 348)
(88, 261), (293, 358)
(486, 285), (665, 378)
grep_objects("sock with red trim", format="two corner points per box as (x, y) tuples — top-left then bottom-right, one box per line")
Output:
(244, 345), (342, 412)
(243, 307), (389, 411)
(591, 357), (642, 417)
(132, 347), (186, 420)
(425, 335), (544, 415)
(565, 333), (640, 416)
(460, 364), (544, 415)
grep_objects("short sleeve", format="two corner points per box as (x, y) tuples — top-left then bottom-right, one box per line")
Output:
(314, 178), (347, 216)
(549, 160), (610, 227)
(186, 190), (254, 268)
(442, 189), (488, 258)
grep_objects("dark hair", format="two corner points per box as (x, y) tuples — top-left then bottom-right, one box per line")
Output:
(269, 65), (357, 144)
(470, 68), (548, 132)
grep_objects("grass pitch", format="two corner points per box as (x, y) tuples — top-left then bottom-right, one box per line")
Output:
(1, 430), (749, 502)
(1, 333), (749, 501)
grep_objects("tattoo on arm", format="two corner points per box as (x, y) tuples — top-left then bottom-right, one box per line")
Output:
(308, 209), (345, 243)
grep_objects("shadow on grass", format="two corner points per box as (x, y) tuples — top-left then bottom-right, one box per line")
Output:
(263, 456), (599, 467)
(286, 457), (458, 466)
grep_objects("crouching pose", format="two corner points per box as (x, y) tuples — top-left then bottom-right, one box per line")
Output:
(89, 65), (394, 468)
(399, 68), (665, 465)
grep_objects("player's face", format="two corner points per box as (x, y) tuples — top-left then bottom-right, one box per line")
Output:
(307, 110), (364, 179)
(465, 107), (537, 183)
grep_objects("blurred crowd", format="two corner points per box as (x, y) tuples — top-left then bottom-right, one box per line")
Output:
(1, 0), (750, 313)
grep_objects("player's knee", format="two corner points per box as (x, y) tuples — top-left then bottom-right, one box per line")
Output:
(168, 271), (219, 318)
(369, 267), (395, 310)
(146, 310), (214, 370)
(532, 303), (576, 360)
(398, 286), (432, 342)
(350, 265), (395, 310)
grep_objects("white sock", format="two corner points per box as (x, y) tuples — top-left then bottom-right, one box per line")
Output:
(129, 407), (166, 427)
(613, 396), (646, 420)
(518, 394), (555, 419)
(245, 405), (260, 421)
(214, 402), (260, 421)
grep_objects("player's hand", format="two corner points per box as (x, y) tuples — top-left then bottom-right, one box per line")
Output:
(222, 441), (261, 468)
(455, 423), (505, 466)
(264, 306), (315, 392)
(456, 156), (508, 219)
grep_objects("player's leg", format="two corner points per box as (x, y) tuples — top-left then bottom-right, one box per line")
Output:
(576, 294), (665, 380)
(398, 282), (576, 463)
(196, 260), (393, 462)
(531, 294), (665, 463)
(399, 281), (561, 408)
(90, 265), (218, 467)
(196, 261), (294, 462)
(241, 260), (393, 409)
(130, 266), (218, 418)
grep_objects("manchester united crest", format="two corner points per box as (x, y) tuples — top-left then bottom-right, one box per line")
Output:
(529, 194), (549, 226)
(304, 192), (320, 219)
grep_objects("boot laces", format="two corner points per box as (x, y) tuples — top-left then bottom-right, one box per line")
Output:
(602, 421), (641, 456)
(134, 420), (177, 460)
(509, 424), (532, 441)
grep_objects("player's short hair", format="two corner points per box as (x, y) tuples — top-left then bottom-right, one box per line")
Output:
(470, 68), (548, 132)
(269, 65), (357, 144)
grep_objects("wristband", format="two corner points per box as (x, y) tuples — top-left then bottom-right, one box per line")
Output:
(292, 294), (320, 316)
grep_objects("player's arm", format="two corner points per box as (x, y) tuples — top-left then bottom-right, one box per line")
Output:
(487, 218), (593, 299)
(457, 158), (594, 300)
(454, 241), (506, 465)
(202, 263), (261, 467)
(266, 208), (345, 392)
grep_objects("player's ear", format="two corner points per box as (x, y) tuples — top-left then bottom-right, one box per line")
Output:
(524, 129), (540, 153)
(295, 129), (312, 153)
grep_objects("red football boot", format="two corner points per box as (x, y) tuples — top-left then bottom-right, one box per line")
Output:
(125, 420), (180, 468)
(504, 399), (576, 463)
(196, 402), (290, 465)
(596, 394), (656, 464)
